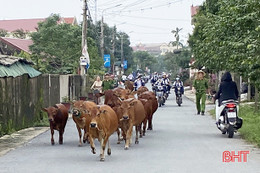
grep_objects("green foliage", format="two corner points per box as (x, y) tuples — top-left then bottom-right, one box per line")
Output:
(164, 48), (192, 76)
(12, 29), (27, 39)
(189, 0), (260, 86)
(237, 105), (260, 147)
(133, 51), (156, 72)
(30, 14), (102, 74)
(0, 29), (7, 37)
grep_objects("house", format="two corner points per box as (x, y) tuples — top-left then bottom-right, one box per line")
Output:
(191, 5), (200, 25)
(0, 37), (33, 55)
(0, 17), (77, 56)
(0, 55), (41, 78)
(132, 43), (178, 56)
(0, 17), (78, 38)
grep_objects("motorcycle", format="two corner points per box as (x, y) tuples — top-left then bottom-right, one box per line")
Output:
(175, 87), (182, 106)
(217, 100), (243, 138)
(156, 85), (165, 107)
(163, 85), (170, 100)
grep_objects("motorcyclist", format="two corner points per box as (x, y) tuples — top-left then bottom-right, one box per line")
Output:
(162, 73), (171, 94)
(172, 76), (184, 96)
(134, 74), (145, 91)
(154, 76), (165, 105)
(151, 72), (159, 91)
(214, 72), (239, 125)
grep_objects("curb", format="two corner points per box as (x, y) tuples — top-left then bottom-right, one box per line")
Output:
(0, 127), (49, 157)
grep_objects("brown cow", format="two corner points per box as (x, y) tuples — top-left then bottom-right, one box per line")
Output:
(71, 100), (97, 146)
(125, 80), (134, 91)
(138, 98), (153, 136)
(137, 86), (149, 96)
(119, 98), (146, 150)
(138, 91), (158, 130)
(88, 105), (118, 161)
(42, 104), (68, 145)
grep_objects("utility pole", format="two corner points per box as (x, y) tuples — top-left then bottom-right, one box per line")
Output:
(112, 26), (116, 75)
(101, 16), (104, 61)
(120, 34), (124, 75)
(80, 0), (88, 75)
(95, 0), (97, 24)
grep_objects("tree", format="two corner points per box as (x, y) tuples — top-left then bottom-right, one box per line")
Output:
(12, 29), (27, 39)
(133, 51), (156, 72)
(170, 27), (183, 49)
(30, 14), (102, 74)
(0, 29), (7, 37)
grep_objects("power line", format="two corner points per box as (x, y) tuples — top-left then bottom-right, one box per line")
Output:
(106, 13), (189, 22)
(110, 0), (183, 13)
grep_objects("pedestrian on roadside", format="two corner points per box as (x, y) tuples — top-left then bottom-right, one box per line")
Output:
(91, 76), (102, 104)
(192, 70), (208, 115)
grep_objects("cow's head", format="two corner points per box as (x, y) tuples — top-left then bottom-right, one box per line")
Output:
(120, 98), (136, 121)
(42, 106), (58, 122)
(89, 106), (107, 129)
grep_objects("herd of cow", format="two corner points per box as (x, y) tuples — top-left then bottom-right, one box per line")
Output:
(42, 86), (158, 161)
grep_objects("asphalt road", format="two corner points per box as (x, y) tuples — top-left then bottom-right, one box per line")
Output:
(0, 93), (260, 173)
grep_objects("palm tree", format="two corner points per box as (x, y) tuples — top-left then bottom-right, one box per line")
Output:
(170, 27), (183, 49)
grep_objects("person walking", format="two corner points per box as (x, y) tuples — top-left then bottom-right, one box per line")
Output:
(192, 70), (208, 115)
(91, 76), (102, 104)
(102, 73), (115, 91)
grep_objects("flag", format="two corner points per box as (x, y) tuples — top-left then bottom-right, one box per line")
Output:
(81, 42), (90, 69)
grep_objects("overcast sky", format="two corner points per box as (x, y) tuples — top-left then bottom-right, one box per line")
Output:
(0, 0), (204, 45)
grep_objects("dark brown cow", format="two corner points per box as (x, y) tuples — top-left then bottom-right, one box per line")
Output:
(125, 80), (134, 91)
(88, 105), (118, 161)
(138, 91), (158, 130)
(137, 86), (149, 96)
(42, 104), (68, 145)
(119, 98), (146, 150)
(138, 98), (153, 136)
(71, 100), (97, 146)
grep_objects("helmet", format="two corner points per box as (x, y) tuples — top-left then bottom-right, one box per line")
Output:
(176, 77), (180, 81)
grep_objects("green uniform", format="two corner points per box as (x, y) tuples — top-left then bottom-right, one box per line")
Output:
(193, 79), (208, 112)
(102, 79), (115, 91)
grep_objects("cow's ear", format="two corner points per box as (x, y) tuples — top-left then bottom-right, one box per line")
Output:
(131, 91), (137, 95)
(101, 110), (107, 114)
(130, 102), (136, 106)
(42, 108), (47, 112)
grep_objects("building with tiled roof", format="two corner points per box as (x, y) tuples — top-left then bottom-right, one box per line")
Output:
(0, 37), (33, 55)
(0, 17), (77, 55)
(0, 17), (77, 38)
(191, 5), (200, 25)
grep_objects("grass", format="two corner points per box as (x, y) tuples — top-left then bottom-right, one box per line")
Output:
(208, 105), (260, 147)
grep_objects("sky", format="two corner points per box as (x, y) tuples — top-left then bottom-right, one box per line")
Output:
(0, 0), (205, 46)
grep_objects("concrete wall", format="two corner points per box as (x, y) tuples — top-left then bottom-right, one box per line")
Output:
(0, 74), (90, 137)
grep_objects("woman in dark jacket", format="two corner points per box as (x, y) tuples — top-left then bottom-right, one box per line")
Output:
(215, 72), (239, 122)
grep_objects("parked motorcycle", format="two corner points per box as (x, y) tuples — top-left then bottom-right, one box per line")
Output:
(156, 85), (165, 107)
(176, 87), (182, 106)
(216, 100), (243, 138)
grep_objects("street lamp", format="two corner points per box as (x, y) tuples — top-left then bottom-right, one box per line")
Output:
(101, 4), (122, 61)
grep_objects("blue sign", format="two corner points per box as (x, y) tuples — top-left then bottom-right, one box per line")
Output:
(104, 54), (110, 68)
(123, 60), (127, 69)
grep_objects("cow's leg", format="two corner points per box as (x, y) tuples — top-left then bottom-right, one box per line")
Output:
(89, 135), (96, 154)
(142, 118), (148, 136)
(59, 129), (63, 144)
(50, 127), (55, 145)
(100, 137), (109, 161)
(125, 125), (133, 150)
(76, 125), (82, 146)
(135, 125), (139, 144)
(107, 139), (111, 156)
(83, 128), (89, 144)
(116, 128), (120, 144)
(148, 115), (153, 130)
